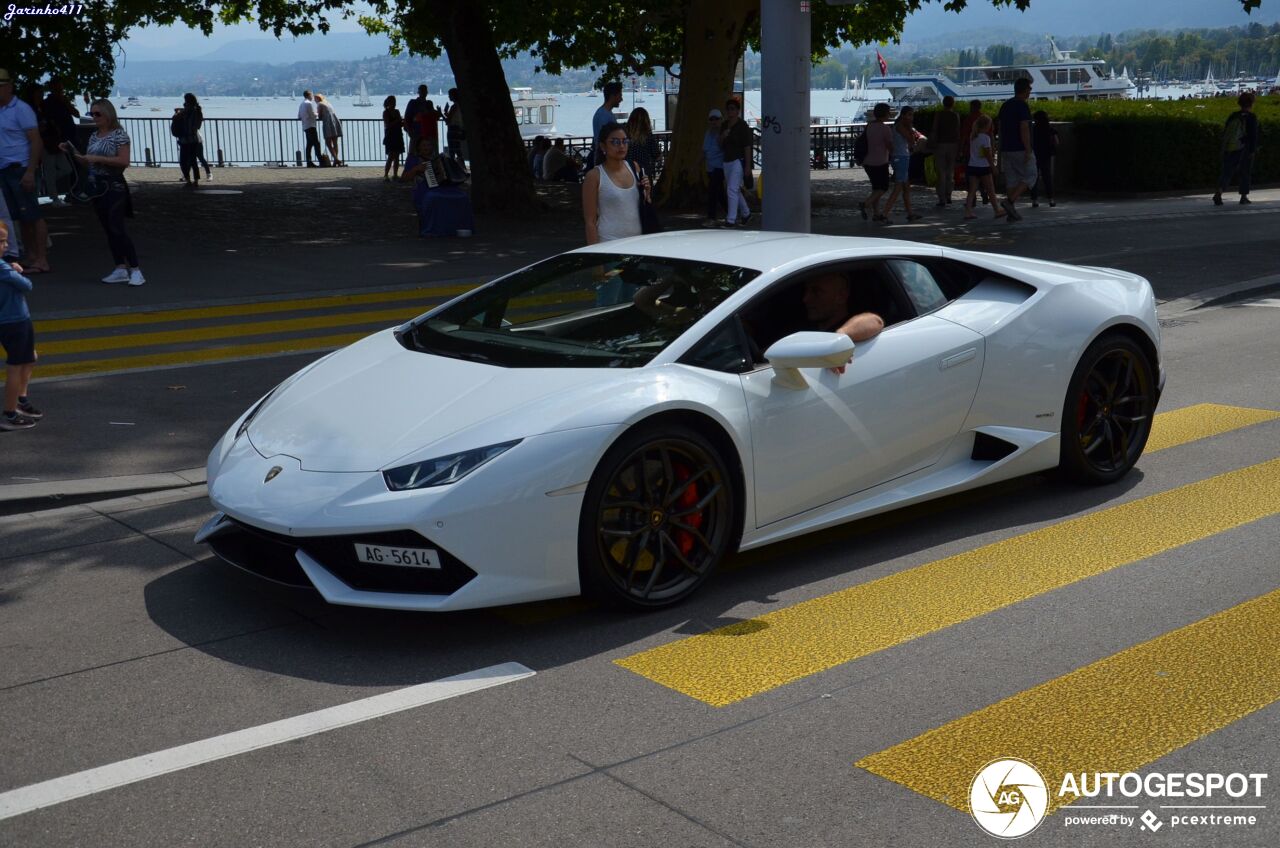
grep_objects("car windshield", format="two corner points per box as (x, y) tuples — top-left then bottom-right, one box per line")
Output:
(399, 253), (759, 368)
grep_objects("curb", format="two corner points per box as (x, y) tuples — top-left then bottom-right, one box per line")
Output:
(1159, 274), (1280, 316)
(0, 483), (210, 526)
(0, 466), (207, 506)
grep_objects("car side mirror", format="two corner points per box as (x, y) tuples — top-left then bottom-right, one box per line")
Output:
(763, 331), (855, 389)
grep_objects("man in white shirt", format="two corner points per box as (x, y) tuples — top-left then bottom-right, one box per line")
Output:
(297, 91), (321, 167)
(0, 69), (48, 273)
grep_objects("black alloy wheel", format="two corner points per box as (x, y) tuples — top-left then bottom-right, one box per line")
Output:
(1059, 334), (1156, 484)
(579, 426), (735, 608)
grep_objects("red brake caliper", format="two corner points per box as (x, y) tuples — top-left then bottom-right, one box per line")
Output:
(674, 464), (702, 557)
(1076, 389), (1090, 432)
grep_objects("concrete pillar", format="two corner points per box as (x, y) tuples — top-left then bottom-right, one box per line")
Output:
(760, 0), (811, 233)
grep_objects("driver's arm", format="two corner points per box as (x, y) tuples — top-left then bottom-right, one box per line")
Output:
(837, 311), (884, 343)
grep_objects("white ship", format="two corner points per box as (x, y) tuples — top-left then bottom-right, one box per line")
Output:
(873, 37), (1135, 107)
(512, 88), (557, 137)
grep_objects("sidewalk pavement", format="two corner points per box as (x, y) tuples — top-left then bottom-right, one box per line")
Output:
(26, 165), (1276, 317)
(2, 166), (1276, 509)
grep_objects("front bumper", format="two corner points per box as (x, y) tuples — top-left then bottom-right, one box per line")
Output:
(197, 425), (617, 611)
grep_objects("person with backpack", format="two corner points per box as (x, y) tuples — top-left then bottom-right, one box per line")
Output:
(1214, 92), (1261, 206)
(858, 102), (894, 222)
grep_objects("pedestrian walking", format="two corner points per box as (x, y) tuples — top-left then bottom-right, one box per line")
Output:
(172, 93), (206, 187)
(932, 96), (961, 207)
(995, 78), (1036, 222)
(586, 82), (623, 169)
(582, 121), (645, 246)
(0, 220), (40, 431)
(720, 98), (753, 227)
(860, 102), (894, 222)
(881, 106), (923, 223)
(625, 107), (661, 183)
(61, 99), (145, 287)
(701, 108), (727, 226)
(444, 88), (465, 163)
(1213, 92), (1261, 206)
(42, 77), (80, 202)
(963, 115), (1005, 221)
(316, 94), (343, 166)
(382, 95), (404, 181)
(404, 85), (430, 150)
(958, 99), (989, 205)
(298, 90), (321, 167)
(0, 68), (51, 274)
(1030, 110), (1058, 208)
(21, 83), (57, 202)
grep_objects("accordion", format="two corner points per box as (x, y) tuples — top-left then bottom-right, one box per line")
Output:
(422, 154), (469, 188)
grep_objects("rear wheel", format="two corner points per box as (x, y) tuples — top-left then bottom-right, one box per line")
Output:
(578, 426), (735, 609)
(1058, 334), (1156, 484)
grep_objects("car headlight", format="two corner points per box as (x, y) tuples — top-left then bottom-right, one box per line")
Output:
(383, 440), (521, 491)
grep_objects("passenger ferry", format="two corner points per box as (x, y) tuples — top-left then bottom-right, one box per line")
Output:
(874, 38), (1135, 107)
(512, 88), (557, 137)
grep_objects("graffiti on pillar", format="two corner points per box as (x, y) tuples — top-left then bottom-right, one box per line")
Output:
(760, 115), (783, 134)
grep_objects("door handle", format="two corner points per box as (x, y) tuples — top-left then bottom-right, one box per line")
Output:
(939, 348), (977, 370)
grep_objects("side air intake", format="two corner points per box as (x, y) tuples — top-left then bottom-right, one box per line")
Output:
(972, 432), (1019, 462)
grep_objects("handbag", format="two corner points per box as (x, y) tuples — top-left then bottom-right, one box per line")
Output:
(629, 163), (663, 234)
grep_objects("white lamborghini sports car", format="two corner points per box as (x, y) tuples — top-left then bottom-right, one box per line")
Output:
(197, 232), (1164, 611)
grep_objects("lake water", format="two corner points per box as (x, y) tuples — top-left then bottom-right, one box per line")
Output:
(105, 85), (1211, 137)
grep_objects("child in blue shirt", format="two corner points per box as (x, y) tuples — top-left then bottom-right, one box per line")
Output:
(0, 221), (40, 430)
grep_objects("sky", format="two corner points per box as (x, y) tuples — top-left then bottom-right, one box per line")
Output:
(120, 1), (1280, 64)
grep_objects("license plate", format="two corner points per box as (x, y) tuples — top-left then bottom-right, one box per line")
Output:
(354, 543), (442, 569)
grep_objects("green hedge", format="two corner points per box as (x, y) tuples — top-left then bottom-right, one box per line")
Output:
(914, 96), (1279, 192)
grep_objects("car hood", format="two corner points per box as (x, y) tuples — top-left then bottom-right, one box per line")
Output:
(247, 330), (623, 472)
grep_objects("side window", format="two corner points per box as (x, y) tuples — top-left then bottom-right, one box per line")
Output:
(681, 319), (752, 374)
(887, 260), (948, 315)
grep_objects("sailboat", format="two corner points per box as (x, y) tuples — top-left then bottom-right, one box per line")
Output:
(354, 79), (373, 107)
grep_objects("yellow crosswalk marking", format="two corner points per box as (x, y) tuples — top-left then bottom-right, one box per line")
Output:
(35, 332), (367, 379)
(34, 285), (477, 334)
(1145, 403), (1280, 453)
(856, 587), (1280, 815)
(39, 307), (417, 356)
(615, 457), (1280, 707)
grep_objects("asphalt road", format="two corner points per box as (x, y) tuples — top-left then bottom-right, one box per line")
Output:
(1, 191), (1279, 847)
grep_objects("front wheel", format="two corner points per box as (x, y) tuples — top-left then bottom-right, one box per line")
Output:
(578, 426), (736, 609)
(1058, 334), (1156, 485)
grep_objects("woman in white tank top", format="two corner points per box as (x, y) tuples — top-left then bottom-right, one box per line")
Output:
(582, 122), (646, 244)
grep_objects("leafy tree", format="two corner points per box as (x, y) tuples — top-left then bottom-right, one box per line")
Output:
(4, 0), (1268, 213)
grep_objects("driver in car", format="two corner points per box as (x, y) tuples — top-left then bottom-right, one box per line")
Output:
(802, 273), (884, 374)
(802, 273), (884, 343)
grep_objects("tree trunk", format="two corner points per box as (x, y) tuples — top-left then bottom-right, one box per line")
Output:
(656, 0), (757, 209)
(434, 0), (539, 214)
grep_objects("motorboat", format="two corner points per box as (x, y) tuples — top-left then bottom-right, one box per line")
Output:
(512, 88), (557, 137)
(873, 37), (1135, 107)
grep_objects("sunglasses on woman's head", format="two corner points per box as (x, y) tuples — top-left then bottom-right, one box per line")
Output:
(607, 138), (630, 147)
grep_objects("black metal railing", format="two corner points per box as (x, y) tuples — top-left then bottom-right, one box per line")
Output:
(116, 118), (865, 172)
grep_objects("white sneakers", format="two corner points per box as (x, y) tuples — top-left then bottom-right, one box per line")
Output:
(102, 268), (146, 286)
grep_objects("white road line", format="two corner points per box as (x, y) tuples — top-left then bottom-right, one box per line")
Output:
(0, 662), (535, 821)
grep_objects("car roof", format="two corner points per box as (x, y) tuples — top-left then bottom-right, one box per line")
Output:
(574, 231), (929, 274)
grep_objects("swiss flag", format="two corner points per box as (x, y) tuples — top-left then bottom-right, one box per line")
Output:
(876, 50), (888, 76)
